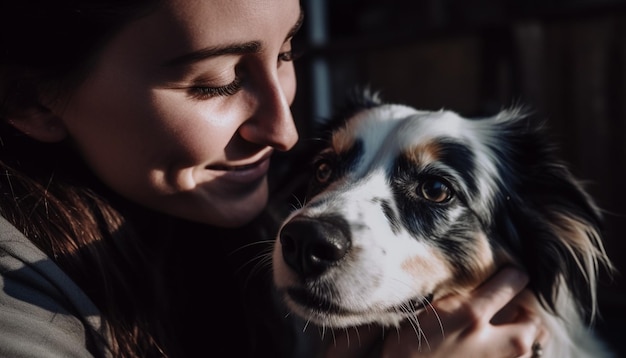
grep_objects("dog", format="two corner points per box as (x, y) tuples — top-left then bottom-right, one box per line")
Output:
(272, 90), (615, 357)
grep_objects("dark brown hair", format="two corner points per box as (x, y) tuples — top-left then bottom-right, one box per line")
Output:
(0, 1), (178, 357)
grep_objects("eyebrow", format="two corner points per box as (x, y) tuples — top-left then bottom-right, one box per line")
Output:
(164, 9), (304, 68)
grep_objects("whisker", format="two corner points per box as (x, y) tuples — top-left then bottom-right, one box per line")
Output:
(343, 327), (350, 347)
(352, 325), (362, 346)
(228, 239), (275, 256)
(425, 298), (445, 339)
(320, 325), (327, 340)
(240, 252), (274, 289)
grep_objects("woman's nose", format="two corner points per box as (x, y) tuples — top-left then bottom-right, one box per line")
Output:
(238, 74), (299, 152)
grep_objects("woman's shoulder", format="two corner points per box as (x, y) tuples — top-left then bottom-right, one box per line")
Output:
(0, 215), (112, 357)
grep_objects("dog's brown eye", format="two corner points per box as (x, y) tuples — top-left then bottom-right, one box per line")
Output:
(419, 179), (452, 203)
(315, 161), (333, 183)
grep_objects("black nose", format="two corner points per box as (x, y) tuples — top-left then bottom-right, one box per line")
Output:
(279, 215), (351, 279)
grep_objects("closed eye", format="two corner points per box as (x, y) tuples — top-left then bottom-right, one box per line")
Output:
(188, 77), (242, 100)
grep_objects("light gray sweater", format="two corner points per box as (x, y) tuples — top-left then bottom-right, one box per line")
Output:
(0, 215), (112, 357)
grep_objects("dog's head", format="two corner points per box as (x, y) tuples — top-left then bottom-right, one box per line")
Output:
(272, 92), (611, 328)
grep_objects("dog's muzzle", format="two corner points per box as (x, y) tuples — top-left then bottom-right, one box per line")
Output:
(279, 215), (352, 279)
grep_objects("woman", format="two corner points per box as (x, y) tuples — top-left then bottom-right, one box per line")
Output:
(0, 0), (547, 357)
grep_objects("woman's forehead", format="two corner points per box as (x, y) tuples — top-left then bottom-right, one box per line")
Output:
(103, 0), (302, 65)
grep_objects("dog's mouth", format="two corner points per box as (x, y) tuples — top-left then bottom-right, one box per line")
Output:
(286, 287), (433, 318)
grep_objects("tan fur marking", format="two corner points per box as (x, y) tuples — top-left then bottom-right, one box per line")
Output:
(422, 231), (500, 298)
(548, 213), (608, 272)
(462, 231), (499, 287)
(404, 141), (441, 166)
(332, 124), (358, 154)
(401, 248), (451, 285)
(442, 231), (500, 298)
(547, 212), (613, 315)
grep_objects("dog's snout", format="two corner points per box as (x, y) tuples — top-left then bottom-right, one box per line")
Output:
(279, 216), (351, 279)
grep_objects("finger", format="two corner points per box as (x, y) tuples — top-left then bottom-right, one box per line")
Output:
(500, 303), (545, 358)
(470, 266), (529, 318)
(491, 288), (537, 325)
(490, 316), (542, 358)
(530, 322), (550, 358)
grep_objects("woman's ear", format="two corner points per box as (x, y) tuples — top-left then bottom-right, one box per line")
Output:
(5, 105), (68, 143)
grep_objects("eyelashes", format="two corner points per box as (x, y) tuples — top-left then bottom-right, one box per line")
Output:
(188, 77), (243, 100)
(187, 50), (301, 100)
(278, 49), (303, 63)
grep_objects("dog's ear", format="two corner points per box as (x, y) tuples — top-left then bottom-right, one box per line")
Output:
(316, 86), (383, 138)
(488, 109), (613, 322)
(343, 85), (383, 111)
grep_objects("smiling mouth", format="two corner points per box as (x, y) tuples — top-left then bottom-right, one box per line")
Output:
(287, 287), (433, 317)
(207, 151), (273, 172)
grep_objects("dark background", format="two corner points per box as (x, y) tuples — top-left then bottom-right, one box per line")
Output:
(290, 0), (626, 355)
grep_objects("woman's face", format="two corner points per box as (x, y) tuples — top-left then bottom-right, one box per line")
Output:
(51, 0), (302, 226)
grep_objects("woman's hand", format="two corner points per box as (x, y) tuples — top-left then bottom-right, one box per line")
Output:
(324, 267), (549, 358)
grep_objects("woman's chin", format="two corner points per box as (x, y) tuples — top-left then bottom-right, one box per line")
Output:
(189, 186), (269, 227)
(141, 177), (270, 227)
